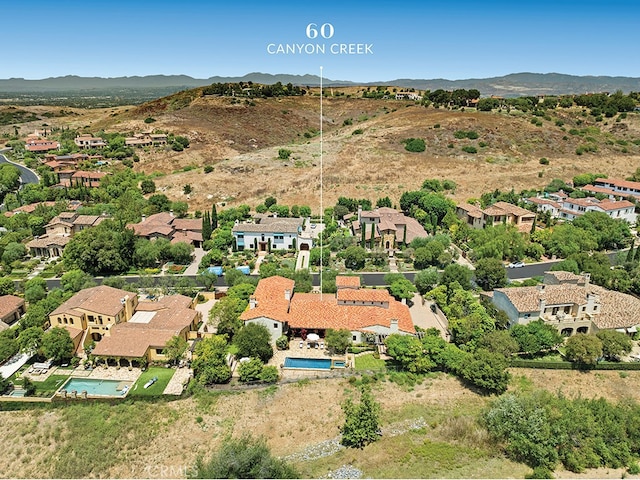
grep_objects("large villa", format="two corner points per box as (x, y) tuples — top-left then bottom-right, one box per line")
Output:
(241, 275), (416, 344)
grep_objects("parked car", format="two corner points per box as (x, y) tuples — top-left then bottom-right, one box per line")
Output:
(507, 261), (525, 268)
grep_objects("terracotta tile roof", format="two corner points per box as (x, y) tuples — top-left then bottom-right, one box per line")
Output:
(458, 203), (483, 218)
(337, 288), (392, 303)
(172, 218), (202, 231)
(526, 197), (560, 208)
(73, 215), (104, 226)
(597, 199), (635, 211)
(0, 295), (24, 318)
(240, 276), (295, 323)
(590, 285), (640, 329)
(26, 235), (71, 249)
(491, 201), (536, 217)
(545, 271), (584, 283)
(51, 285), (133, 317)
(335, 276), (361, 288)
(494, 284), (590, 312)
(241, 276), (415, 334)
(595, 177), (640, 191)
(90, 294), (197, 358)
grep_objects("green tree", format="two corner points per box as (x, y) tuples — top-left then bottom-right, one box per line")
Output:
(238, 357), (264, 382)
(459, 348), (511, 394)
(192, 335), (232, 385)
(343, 245), (367, 270)
(209, 296), (245, 340)
(474, 257), (508, 291)
(234, 323), (273, 362)
(441, 263), (473, 290)
(0, 164), (21, 202)
(510, 320), (563, 356)
(340, 385), (381, 449)
(60, 269), (96, 293)
(191, 433), (298, 479)
(0, 277), (16, 295)
(211, 204), (218, 230)
(2, 242), (27, 265)
(477, 330), (519, 358)
(565, 334), (603, 366)
(385, 333), (436, 373)
(595, 330), (633, 361)
(17, 326), (43, 354)
(140, 178), (156, 194)
(414, 267), (439, 295)
(202, 210), (212, 242)
(0, 330), (18, 364)
(41, 327), (74, 363)
(325, 328), (353, 355)
(164, 335), (188, 365)
(387, 278), (417, 301)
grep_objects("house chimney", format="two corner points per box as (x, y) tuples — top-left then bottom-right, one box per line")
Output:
(357, 205), (362, 222)
(390, 319), (398, 334)
(249, 296), (257, 309)
(284, 289), (291, 301)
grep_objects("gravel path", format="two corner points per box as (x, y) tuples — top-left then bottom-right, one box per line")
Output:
(282, 416), (427, 467)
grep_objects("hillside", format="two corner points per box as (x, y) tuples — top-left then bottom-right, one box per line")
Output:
(3, 88), (640, 213)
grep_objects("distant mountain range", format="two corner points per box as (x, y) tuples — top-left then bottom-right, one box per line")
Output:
(1, 72), (640, 97)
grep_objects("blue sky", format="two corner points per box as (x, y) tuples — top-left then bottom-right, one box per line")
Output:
(4, 0), (640, 81)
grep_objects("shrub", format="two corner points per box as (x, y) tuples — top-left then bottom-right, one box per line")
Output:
(403, 138), (426, 152)
(238, 358), (264, 382)
(352, 129), (363, 135)
(275, 335), (289, 350)
(461, 145), (477, 154)
(144, 117), (156, 123)
(204, 165), (214, 174)
(342, 118), (353, 126)
(278, 149), (292, 160)
(539, 157), (549, 165)
(259, 365), (279, 383)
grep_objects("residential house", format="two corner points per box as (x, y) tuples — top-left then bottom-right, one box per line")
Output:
(395, 92), (422, 101)
(582, 177), (640, 202)
(25, 138), (60, 153)
(91, 294), (200, 365)
(240, 275), (415, 344)
(50, 286), (200, 364)
(232, 216), (304, 252)
(125, 133), (168, 147)
(49, 285), (138, 344)
(74, 134), (106, 149)
(127, 212), (203, 247)
(456, 201), (536, 232)
(525, 193), (637, 224)
(0, 295), (26, 331)
(486, 271), (640, 336)
(351, 207), (429, 249)
(25, 211), (106, 258)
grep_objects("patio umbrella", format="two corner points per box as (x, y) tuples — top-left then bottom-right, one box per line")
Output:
(307, 333), (320, 342)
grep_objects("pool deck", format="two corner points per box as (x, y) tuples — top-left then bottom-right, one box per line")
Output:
(268, 339), (350, 380)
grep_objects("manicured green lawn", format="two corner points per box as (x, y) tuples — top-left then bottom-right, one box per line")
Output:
(128, 367), (175, 397)
(355, 353), (387, 371)
(31, 374), (70, 397)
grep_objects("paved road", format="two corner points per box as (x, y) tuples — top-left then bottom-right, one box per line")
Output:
(506, 250), (625, 280)
(0, 150), (39, 185)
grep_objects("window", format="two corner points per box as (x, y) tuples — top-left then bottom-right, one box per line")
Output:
(524, 314), (531, 319)
(273, 323), (278, 329)
(155, 349), (165, 355)
(352, 335), (357, 341)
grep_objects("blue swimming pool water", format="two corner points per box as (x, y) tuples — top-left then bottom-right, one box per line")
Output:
(333, 361), (346, 368)
(284, 357), (332, 370)
(60, 378), (131, 397)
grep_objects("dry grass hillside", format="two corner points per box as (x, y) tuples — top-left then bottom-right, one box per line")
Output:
(2, 369), (640, 478)
(3, 88), (640, 213)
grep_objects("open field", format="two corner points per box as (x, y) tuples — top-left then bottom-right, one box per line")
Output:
(2, 368), (640, 478)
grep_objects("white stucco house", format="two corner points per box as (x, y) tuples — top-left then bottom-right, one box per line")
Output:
(232, 216), (304, 252)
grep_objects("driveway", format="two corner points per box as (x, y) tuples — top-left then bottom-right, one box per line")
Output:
(408, 293), (450, 340)
(183, 247), (205, 275)
(296, 250), (310, 270)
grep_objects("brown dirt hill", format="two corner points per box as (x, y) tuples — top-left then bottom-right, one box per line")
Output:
(4, 90), (640, 213)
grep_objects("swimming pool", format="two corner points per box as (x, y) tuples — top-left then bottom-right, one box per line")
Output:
(59, 378), (132, 397)
(283, 357), (346, 370)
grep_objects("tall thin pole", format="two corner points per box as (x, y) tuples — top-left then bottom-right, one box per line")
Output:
(319, 66), (323, 301)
